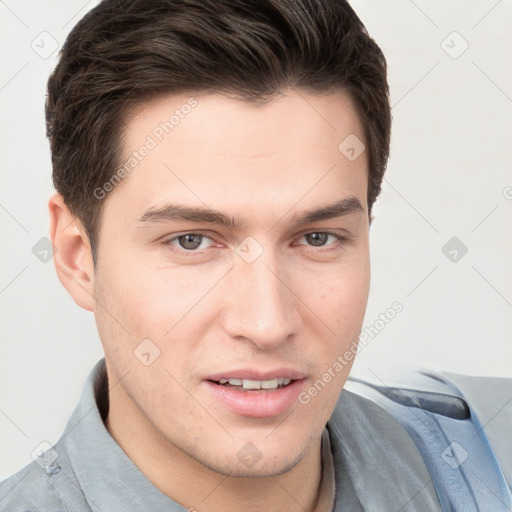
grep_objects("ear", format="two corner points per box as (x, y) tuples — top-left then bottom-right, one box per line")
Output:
(49, 193), (95, 312)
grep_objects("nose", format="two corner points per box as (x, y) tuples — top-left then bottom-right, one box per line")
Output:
(219, 244), (302, 349)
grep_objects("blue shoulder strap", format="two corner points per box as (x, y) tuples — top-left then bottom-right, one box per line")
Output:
(346, 370), (512, 512)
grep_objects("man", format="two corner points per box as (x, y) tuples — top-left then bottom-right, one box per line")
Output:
(1, 0), (510, 511)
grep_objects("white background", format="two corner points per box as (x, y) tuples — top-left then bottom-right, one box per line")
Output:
(1, 0), (511, 481)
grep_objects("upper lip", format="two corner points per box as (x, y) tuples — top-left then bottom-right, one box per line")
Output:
(205, 368), (307, 382)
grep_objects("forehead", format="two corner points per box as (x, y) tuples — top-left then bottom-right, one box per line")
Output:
(123, 88), (364, 155)
(104, 89), (368, 226)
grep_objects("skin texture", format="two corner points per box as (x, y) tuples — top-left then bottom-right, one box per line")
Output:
(49, 89), (371, 512)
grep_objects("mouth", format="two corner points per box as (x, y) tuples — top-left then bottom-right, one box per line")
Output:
(209, 377), (293, 391)
(203, 372), (306, 418)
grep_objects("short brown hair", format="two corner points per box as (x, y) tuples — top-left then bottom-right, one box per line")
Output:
(46, 0), (391, 265)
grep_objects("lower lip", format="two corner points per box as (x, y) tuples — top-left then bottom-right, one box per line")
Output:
(203, 379), (305, 418)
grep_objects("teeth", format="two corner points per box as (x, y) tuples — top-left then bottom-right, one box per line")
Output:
(242, 379), (261, 390)
(218, 378), (292, 389)
(261, 378), (279, 389)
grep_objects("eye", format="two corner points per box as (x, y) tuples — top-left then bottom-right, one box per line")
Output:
(164, 232), (216, 253)
(296, 231), (348, 249)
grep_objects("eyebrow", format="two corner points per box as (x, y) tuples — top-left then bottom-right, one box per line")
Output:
(137, 195), (365, 230)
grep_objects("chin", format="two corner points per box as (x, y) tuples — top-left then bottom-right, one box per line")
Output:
(190, 442), (306, 478)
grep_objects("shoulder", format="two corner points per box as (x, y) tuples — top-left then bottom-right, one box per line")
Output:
(328, 384), (443, 510)
(342, 367), (512, 487)
(0, 459), (52, 510)
(438, 371), (512, 484)
(438, 371), (512, 422)
(0, 439), (86, 511)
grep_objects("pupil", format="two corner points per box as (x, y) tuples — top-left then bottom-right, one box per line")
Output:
(180, 234), (202, 250)
(307, 232), (327, 246)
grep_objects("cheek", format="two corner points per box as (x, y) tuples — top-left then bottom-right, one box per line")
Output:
(338, 272), (370, 332)
(93, 258), (222, 380)
(306, 257), (370, 333)
(95, 255), (186, 334)
(92, 257), (168, 370)
(293, 257), (370, 404)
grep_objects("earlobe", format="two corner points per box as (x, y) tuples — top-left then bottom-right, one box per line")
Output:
(48, 193), (95, 312)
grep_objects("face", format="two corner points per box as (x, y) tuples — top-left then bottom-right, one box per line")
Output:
(92, 89), (370, 477)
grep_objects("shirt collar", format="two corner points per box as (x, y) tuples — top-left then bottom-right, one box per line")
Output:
(59, 358), (184, 511)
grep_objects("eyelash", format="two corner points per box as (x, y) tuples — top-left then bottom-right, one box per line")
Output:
(162, 231), (349, 257)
